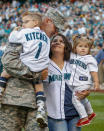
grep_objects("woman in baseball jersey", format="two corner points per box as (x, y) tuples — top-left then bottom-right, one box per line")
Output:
(44, 33), (89, 131)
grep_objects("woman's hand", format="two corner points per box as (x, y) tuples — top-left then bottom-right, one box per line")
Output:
(75, 90), (90, 100)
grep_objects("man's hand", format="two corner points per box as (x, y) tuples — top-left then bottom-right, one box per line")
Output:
(75, 90), (90, 100)
(41, 68), (48, 80)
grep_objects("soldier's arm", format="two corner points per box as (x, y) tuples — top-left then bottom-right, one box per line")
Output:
(2, 43), (34, 80)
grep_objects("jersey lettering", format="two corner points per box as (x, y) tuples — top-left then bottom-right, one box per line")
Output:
(70, 59), (87, 69)
(25, 34), (30, 41)
(49, 73), (71, 83)
(35, 42), (42, 59)
(79, 76), (88, 81)
(64, 73), (71, 80)
(25, 32), (48, 44)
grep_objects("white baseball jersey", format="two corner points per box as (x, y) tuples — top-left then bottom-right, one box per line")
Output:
(69, 53), (98, 86)
(44, 59), (71, 119)
(9, 27), (50, 72)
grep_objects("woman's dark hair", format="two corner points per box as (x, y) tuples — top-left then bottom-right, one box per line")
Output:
(49, 33), (72, 61)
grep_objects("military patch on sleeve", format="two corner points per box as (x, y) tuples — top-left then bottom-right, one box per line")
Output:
(79, 76), (88, 81)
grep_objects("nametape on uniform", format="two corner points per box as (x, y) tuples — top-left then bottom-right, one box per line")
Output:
(79, 76), (88, 81)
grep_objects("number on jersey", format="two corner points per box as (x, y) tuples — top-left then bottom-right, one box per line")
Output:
(35, 42), (42, 59)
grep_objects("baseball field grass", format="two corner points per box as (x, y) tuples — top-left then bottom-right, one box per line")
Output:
(82, 92), (104, 131)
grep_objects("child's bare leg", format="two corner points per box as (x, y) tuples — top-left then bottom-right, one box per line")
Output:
(35, 83), (44, 93)
(0, 70), (11, 96)
(35, 83), (47, 128)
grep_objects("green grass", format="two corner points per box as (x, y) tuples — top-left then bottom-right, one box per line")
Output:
(82, 93), (104, 131)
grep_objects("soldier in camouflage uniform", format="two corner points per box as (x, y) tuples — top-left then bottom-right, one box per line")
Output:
(0, 8), (65, 131)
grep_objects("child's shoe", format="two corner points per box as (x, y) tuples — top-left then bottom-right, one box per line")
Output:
(76, 117), (90, 127)
(36, 101), (47, 128)
(88, 112), (96, 122)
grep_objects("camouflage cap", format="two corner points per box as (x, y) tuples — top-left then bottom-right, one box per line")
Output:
(45, 8), (65, 30)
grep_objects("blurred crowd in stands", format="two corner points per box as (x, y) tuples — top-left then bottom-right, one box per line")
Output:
(0, 0), (104, 45)
(0, 0), (104, 85)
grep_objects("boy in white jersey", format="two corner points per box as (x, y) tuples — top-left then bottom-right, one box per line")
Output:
(0, 12), (50, 127)
(69, 35), (100, 127)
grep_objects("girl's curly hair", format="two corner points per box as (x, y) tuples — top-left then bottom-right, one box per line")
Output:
(72, 34), (94, 54)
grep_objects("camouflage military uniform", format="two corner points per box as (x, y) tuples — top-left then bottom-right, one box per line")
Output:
(0, 44), (48, 131)
(0, 105), (48, 131)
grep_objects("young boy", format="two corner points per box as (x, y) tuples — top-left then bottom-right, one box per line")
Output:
(0, 11), (50, 127)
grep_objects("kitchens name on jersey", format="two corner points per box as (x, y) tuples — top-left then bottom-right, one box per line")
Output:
(25, 32), (48, 44)
(49, 73), (71, 83)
